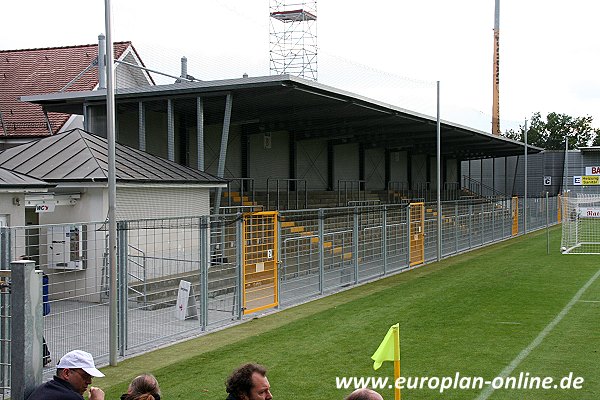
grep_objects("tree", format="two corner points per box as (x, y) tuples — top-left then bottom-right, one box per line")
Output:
(503, 112), (600, 150)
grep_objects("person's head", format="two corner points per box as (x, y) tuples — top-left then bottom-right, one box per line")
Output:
(126, 373), (161, 400)
(345, 388), (384, 400)
(56, 350), (104, 395)
(226, 363), (272, 400)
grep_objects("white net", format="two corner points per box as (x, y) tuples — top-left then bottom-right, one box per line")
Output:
(561, 193), (600, 254)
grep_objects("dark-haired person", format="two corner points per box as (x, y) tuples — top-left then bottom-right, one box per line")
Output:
(27, 350), (105, 400)
(345, 388), (384, 400)
(120, 373), (161, 400)
(226, 363), (272, 400)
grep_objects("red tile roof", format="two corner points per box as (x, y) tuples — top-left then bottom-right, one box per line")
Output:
(0, 42), (133, 138)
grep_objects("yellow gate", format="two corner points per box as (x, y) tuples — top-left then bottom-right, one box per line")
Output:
(511, 196), (519, 236)
(242, 211), (278, 314)
(409, 202), (425, 266)
(558, 194), (562, 222)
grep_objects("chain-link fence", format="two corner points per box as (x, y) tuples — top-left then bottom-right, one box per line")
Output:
(0, 196), (559, 396)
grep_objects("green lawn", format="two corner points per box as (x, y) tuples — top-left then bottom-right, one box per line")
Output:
(97, 226), (600, 399)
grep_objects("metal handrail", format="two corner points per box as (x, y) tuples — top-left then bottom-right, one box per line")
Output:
(127, 244), (147, 307)
(225, 178), (256, 207)
(462, 175), (507, 200)
(266, 178), (308, 210)
(337, 180), (366, 206)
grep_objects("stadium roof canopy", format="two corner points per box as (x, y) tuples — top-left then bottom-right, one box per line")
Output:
(23, 74), (541, 160)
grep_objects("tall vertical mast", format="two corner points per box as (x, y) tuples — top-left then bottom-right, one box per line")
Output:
(492, 0), (500, 135)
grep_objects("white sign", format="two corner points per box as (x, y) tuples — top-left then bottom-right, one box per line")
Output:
(175, 280), (198, 320)
(574, 176), (582, 186)
(543, 176), (552, 186)
(579, 207), (600, 218)
(585, 166), (600, 175)
(35, 203), (55, 213)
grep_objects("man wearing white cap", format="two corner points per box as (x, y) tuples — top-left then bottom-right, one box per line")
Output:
(27, 350), (105, 400)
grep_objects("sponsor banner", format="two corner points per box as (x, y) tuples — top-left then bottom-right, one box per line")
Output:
(579, 207), (600, 218)
(573, 176), (600, 186)
(585, 166), (600, 175)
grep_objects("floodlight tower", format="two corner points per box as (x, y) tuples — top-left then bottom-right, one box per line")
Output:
(269, 0), (318, 81)
(492, 0), (500, 135)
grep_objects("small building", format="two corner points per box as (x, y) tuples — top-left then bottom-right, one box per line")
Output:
(0, 128), (227, 299)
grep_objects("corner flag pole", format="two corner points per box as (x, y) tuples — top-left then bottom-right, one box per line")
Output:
(393, 324), (401, 400)
(371, 323), (401, 400)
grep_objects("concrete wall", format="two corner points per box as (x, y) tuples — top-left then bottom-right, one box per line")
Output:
(249, 131), (289, 190)
(365, 147), (385, 190)
(389, 151), (408, 184)
(333, 143), (359, 188)
(296, 138), (328, 190)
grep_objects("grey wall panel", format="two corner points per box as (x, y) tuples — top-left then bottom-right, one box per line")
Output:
(429, 156), (438, 187)
(390, 151), (408, 183)
(249, 131), (289, 190)
(365, 147), (385, 190)
(411, 154), (427, 185)
(446, 159), (458, 183)
(203, 125), (242, 180)
(333, 143), (359, 188)
(296, 139), (328, 190)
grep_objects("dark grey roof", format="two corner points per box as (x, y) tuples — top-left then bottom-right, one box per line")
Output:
(0, 128), (227, 185)
(23, 74), (541, 159)
(0, 167), (54, 189)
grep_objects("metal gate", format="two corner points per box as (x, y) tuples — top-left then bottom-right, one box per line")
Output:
(242, 211), (278, 314)
(512, 196), (519, 236)
(409, 202), (424, 266)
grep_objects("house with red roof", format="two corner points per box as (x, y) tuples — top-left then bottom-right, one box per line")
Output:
(0, 36), (153, 147)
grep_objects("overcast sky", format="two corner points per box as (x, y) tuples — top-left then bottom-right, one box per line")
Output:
(2, 0), (599, 133)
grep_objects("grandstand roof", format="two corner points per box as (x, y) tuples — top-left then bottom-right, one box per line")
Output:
(22, 74), (541, 159)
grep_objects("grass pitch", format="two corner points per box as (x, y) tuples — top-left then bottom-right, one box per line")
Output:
(98, 226), (599, 399)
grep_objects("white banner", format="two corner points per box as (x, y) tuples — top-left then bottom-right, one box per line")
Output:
(578, 207), (600, 218)
(585, 166), (600, 175)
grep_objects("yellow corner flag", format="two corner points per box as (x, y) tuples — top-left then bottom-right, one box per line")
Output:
(371, 323), (401, 400)
(371, 323), (400, 370)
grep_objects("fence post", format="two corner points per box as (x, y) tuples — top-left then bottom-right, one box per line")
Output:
(406, 205), (411, 268)
(353, 207), (359, 284)
(0, 227), (11, 270)
(492, 202), (496, 241)
(455, 203), (459, 253)
(468, 204), (473, 249)
(200, 216), (209, 330)
(382, 206), (387, 275)
(117, 221), (128, 357)
(481, 203), (484, 245)
(10, 260), (43, 400)
(235, 213), (243, 319)
(318, 209), (325, 295)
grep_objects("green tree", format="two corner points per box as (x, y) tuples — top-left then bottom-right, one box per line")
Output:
(503, 112), (600, 150)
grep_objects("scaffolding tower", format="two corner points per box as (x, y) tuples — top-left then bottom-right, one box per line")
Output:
(269, 1), (318, 81)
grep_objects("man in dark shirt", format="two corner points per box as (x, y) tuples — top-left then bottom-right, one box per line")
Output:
(225, 363), (272, 400)
(27, 350), (105, 400)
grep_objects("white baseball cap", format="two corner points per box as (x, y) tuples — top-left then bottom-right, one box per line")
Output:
(56, 350), (105, 377)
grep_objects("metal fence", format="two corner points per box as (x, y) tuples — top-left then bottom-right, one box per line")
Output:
(0, 196), (559, 396)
